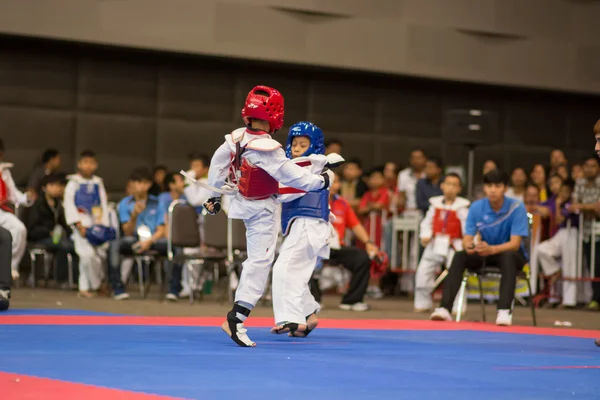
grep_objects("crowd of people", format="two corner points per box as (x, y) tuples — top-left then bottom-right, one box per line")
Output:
(1, 125), (599, 327)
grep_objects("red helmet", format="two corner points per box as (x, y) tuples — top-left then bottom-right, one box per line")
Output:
(370, 251), (389, 279)
(241, 85), (284, 133)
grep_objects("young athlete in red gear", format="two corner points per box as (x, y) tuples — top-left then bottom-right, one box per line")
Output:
(201, 86), (333, 347)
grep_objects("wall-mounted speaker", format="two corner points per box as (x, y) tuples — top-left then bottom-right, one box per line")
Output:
(443, 109), (499, 145)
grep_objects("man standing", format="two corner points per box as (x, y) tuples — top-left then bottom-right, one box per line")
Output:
(0, 226), (12, 311)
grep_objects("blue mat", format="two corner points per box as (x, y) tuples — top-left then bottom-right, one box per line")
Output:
(1, 325), (598, 399)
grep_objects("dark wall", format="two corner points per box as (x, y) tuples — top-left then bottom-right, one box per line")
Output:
(0, 36), (597, 197)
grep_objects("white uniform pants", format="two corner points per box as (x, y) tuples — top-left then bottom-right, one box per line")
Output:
(414, 243), (465, 312)
(272, 218), (327, 325)
(72, 231), (106, 291)
(0, 210), (26, 272)
(235, 208), (279, 309)
(538, 227), (578, 306)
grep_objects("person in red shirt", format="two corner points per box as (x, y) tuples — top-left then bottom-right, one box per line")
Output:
(326, 172), (380, 311)
(358, 167), (390, 248)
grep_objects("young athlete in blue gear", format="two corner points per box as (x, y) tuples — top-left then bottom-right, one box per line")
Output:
(270, 121), (344, 337)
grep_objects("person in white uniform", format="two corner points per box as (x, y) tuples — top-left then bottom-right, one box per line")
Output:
(270, 121), (343, 337)
(64, 150), (111, 297)
(0, 139), (33, 280)
(414, 173), (470, 313)
(201, 86), (333, 348)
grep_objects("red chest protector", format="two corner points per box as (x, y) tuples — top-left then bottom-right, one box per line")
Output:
(229, 136), (279, 200)
(432, 208), (462, 239)
(0, 173), (14, 213)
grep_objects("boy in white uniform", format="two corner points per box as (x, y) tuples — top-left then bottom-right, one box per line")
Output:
(0, 139), (33, 280)
(270, 122), (343, 337)
(415, 173), (470, 313)
(202, 86), (333, 347)
(64, 150), (111, 297)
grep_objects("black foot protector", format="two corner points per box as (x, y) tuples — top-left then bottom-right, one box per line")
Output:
(271, 322), (303, 335)
(0, 290), (10, 311)
(221, 304), (255, 347)
(289, 312), (318, 338)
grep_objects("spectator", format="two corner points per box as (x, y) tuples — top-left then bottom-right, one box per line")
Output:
(108, 168), (167, 300)
(26, 174), (76, 286)
(556, 164), (569, 181)
(358, 167), (390, 299)
(505, 167), (527, 202)
(531, 163), (548, 201)
(0, 138), (32, 280)
(183, 153), (211, 209)
(149, 165), (167, 197)
(569, 155), (600, 310)
(416, 156), (444, 215)
(572, 164), (584, 182)
(0, 226), (11, 311)
(415, 173), (470, 313)
(430, 169), (529, 326)
(383, 161), (398, 193)
(157, 172), (187, 228)
(325, 172), (380, 311)
(537, 179), (579, 308)
(548, 173), (563, 197)
(340, 158), (368, 212)
(523, 183), (541, 214)
(325, 140), (343, 156)
(473, 159), (498, 200)
(395, 148), (427, 213)
(27, 148), (61, 198)
(549, 149), (568, 177)
(64, 150), (109, 298)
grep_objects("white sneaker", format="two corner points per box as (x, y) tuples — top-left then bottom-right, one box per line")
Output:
(367, 286), (383, 299)
(11, 270), (19, 280)
(430, 307), (452, 321)
(496, 309), (512, 326)
(165, 293), (178, 302)
(339, 302), (370, 312)
(178, 288), (191, 298)
(114, 293), (130, 301)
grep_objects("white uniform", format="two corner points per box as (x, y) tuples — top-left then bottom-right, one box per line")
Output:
(415, 196), (470, 311)
(0, 163), (30, 274)
(206, 128), (327, 310)
(64, 174), (109, 292)
(272, 155), (330, 325)
(537, 226), (579, 306)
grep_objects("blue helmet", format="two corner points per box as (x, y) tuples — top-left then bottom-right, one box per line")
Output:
(285, 121), (324, 159)
(86, 225), (116, 246)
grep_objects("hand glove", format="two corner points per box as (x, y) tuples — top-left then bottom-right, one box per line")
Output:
(325, 153), (345, 169)
(203, 197), (222, 215)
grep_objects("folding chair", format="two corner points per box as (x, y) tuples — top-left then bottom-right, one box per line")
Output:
(455, 215), (537, 326)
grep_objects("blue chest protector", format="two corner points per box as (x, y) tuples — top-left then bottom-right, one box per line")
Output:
(74, 182), (101, 214)
(281, 189), (330, 236)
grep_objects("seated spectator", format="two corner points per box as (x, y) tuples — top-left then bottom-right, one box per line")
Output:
(26, 174), (76, 286)
(321, 172), (380, 311)
(571, 164), (584, 182)
(416, 156), (444, 215)
(473, 159), (498, 200)
(340, 158), (368, 212)
(430, 169), (529, 326)
(569, 156), (600, 310)
(149, 165), (167, 197)
(414, 173), (470, 312)
(530, 163), (548, 201)
(556, 164), (569, 182)
(108, 168), (182, 300)
(183, 153), (211, 210)
(505, 167), (527, 202)
(548, 173), (563, 197)
(27, 148), (61, 198)
(158, 172), (187, 226)
(523, 183), (541, 214)
(383, 161), (398, 193)
(537, 179), (579, 307)
(358, 167), (390, 299)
